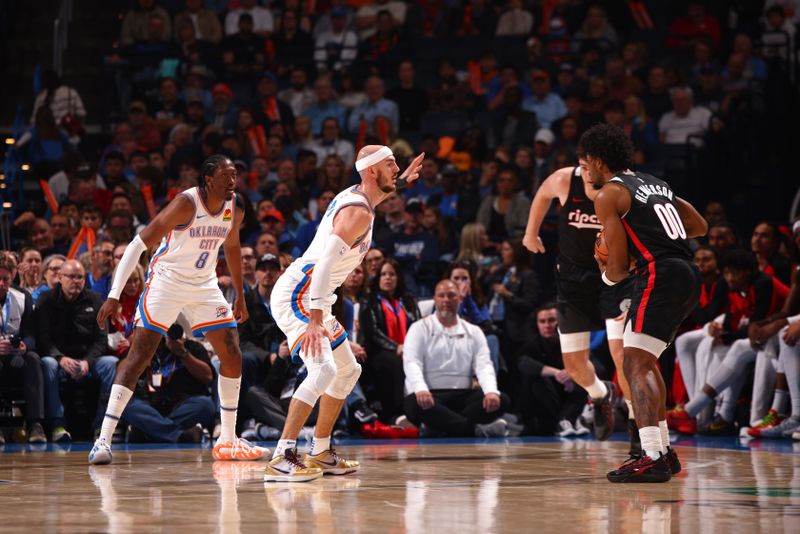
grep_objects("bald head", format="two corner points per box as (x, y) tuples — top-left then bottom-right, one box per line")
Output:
(60, 259), (86, 301)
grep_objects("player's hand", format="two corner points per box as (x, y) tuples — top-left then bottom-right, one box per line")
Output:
(784, 322), (800, 346)
(483, 392), (501, 413)
(233, 296), (249, 324)
(96, 299), (120, 328)
(301, 319), (331, 360)
(523, 234), (545, 253)
(416, 390), (435, 410)
(399, 153), (425, 186)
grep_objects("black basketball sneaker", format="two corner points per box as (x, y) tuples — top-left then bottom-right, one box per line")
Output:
(607, 452), (672, 483)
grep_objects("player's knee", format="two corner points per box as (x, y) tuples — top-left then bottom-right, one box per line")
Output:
(293, 358), (337, 406)
(325, 361), (362, 399)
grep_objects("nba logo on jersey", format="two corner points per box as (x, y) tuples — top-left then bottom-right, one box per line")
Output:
(223, 209), (232, 222)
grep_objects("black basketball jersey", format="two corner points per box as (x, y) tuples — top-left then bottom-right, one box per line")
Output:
(609, 172), (692, 266)
(557, 167), (602, 271)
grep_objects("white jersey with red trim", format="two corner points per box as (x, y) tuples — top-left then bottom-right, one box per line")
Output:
(287, 184), (374, 297)
(148, 187), (236, 286)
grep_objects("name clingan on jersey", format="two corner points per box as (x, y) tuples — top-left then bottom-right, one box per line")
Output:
(567, 208), (602, 230)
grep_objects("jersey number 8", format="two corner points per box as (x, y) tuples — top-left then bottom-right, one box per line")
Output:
(653, 203), (687, 240)
(195, 251), (210, 269)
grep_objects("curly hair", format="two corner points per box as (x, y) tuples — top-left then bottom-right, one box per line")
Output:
(200, 154), (232, 188)
(578, 123), (634, 173)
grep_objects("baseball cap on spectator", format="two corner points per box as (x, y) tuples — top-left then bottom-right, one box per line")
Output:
(129, 100), (146, 113)
(261, 208), (285, 223)
(534, 128), (556, 146)
(531, 70), (550, 82)
(406, 198), (424, 214)
(256, 253), (281, 270)
(331, 6), (347, 18)
(260, 71), (277, 83)
(75, 163), (95, 179)
(212, 83), (233, 98)
(441, 164), (460, 176)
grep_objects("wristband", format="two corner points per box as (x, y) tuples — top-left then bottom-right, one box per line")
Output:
(601, 271), (618, 286)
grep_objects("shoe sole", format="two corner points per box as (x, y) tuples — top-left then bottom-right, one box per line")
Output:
(607, 473), (672, 483)
(264, 472), (323, 483)
(88, 454), (112, 465)
(318, 466), (359, 475)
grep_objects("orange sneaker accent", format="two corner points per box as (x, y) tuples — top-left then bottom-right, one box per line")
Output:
(212, 438), (270, 461)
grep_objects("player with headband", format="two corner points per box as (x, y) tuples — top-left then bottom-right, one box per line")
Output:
(265, 145), (424, 482)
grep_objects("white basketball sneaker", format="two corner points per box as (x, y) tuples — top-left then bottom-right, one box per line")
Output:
(88, 439), (113, 465)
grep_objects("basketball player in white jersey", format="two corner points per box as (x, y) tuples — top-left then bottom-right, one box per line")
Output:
(88, 155), (268, 464)
(264, 145), (424, 482)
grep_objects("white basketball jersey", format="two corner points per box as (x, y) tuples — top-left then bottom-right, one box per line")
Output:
(289, 185), (374, 295)
(148, 187), (236, 285)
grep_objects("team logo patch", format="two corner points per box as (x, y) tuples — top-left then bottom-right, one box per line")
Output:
(223, 209), (232, 222)
(216, 306), (228, 318)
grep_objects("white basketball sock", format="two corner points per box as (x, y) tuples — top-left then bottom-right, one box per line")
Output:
(218, 375), (241, 442)
(638, 426), (664, 459)
(310, 435), (330, 455)
(98, 384), (133, 443)
(781, 340), (800, 417)
(586, 377), (608, 400)
(658, 420), (670, 449)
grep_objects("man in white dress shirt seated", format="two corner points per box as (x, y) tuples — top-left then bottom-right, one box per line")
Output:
(402, 279), (510, 437)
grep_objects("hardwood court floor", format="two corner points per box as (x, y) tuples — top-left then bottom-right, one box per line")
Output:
(0, 436), (798, 533)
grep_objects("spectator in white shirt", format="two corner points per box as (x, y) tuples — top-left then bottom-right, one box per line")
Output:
(658, 86), (712, 145)
(225, 0), (274, 37)
(278, 68), (316, 117)
(403, 280), (510, 437)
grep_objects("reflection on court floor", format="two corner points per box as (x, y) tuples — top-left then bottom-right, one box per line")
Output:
(0, 437), (798, 533)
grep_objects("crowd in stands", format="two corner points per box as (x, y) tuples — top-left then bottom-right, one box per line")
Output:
(1, 0), (798, 444)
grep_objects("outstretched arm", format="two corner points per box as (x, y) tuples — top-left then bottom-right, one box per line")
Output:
(523, 166), (572, 253)
(594, 184), (631, 283)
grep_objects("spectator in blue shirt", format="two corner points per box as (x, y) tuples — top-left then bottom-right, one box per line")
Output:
(347, 76), (399, 136)
(390, 201), (440, 298)
(303, 75), (347, 136)
(522, 70), (568, 129)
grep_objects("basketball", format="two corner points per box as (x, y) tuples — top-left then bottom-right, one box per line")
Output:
(594, 229), (609, 263)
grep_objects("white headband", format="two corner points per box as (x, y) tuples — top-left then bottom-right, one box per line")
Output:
(793, 220), (800, 234)
(355, 146), (394, 172)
